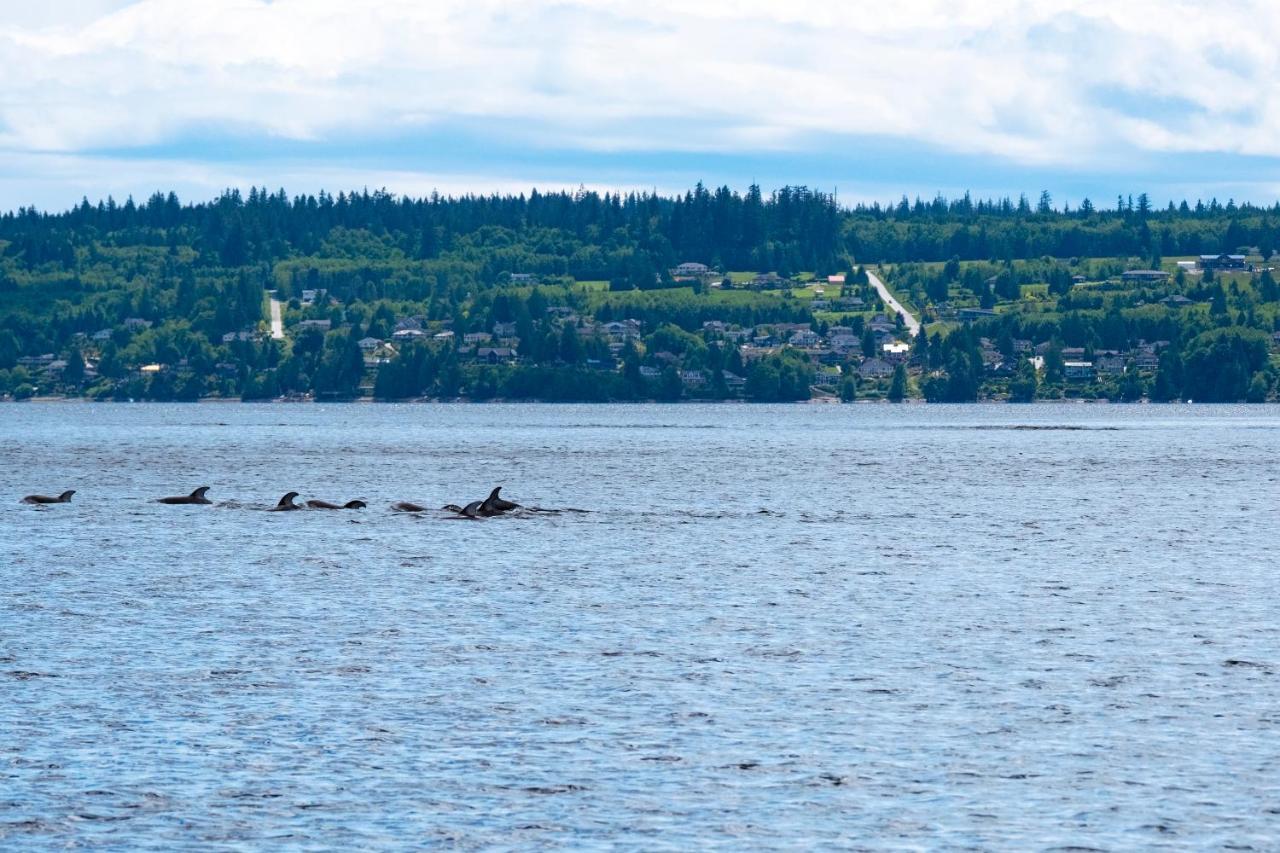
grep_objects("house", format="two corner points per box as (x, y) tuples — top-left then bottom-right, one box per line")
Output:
(751, 272), (785, 288)
(493, 321), (518, 337)
(1064, 360), (1095, 381)
(810, 299), (831, 310)
(639, 366), (662, 379)
(836, 296), (865, 309)
(815, 366), (842, 386)
(789, 330), (820, 347)
(672, 262), (710, 277)
(1198, 253), (1248, 270)
(702, 320), (726, 334)
(603, 320), (641, 340)
(830, 334), (860, 353)
(1134, 352), (1160, 370)
(1121, 269), (1169, 283)
(358, 337), (383, 351)
(1097, 355), (1126, 375)
(464, 332), (492, 345)
(91, 329), (114, 343)
(1161, 294), (1193, 306)
(300, 289), (321, 305)
(857, 358), (894, 379)
(391, 328), (425, 341)
(827, 274), (846, 285)
(680, 369), (708, 388)
(433, 330), (455, 341)
(1012, 339), (1032, 354)
(364, 343), (398, 366)
(721, 370), (746, 389)
(18, 354), (55, 369)
(882, 341), (910, 357)
(508, 273), (537, 283)
(123, 317), (151, 331)
(476, 347), (515, 364)
(296, 319), (332, 332)
(222, 331), (260, 343)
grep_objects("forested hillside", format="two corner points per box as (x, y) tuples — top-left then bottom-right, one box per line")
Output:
(1, 184), (1277, 401)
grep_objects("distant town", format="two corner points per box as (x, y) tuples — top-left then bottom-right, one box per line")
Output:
(2, 187), (1277, 403)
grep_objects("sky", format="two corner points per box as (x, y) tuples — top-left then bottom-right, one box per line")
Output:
(2, 0), (1280, 212)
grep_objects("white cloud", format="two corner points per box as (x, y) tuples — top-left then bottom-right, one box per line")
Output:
(0, 0), (1278, 176)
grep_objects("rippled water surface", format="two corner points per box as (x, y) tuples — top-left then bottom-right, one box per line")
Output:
(3, 402), (1279, 849)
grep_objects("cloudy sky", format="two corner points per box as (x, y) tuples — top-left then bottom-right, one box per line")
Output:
(2, 0), (1279, 211)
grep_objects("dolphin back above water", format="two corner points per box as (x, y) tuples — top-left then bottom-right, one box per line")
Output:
(157, 486), (212, 505)
(270, 492), (302, 511)
(21, 490), (75, 505)
(480, 487), (520, 516)
(306, 499), (367, 509)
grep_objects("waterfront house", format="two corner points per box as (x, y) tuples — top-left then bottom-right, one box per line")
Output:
(857, 358), (893, 379)
(1097, 355), (1126, 375)
(680, 369), (708, 388)
(1064, 360), (1095, 381)
(815, 366), (842, 386)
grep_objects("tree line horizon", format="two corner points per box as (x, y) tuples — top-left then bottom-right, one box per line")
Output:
(4, 183), (1277, 275)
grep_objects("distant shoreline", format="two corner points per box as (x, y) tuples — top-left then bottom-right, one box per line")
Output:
(0, 396), (1225, 406)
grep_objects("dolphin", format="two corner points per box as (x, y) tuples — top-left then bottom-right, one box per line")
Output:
(157, 486), (212, 505)
(306, 499), (367, 509)
(391, 501), (428, 512)
(479, 486), (520, 516)
(450, 500), (483, 519)
(269, 492), (303, 511)
(21, 490), (75, 505)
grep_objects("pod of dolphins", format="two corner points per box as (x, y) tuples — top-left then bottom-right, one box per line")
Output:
(20, 486), (527, 519)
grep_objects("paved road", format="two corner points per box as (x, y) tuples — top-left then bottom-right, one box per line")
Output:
(866, 269), (920, 338)
(268, 295), (284, 340)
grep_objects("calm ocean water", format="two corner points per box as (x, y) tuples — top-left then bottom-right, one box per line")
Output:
(2, 402), (1278, 849)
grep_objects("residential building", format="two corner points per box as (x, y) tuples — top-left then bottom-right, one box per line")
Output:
(1198, 253), (1248, 270)
(1064, 361), (1095, 380)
